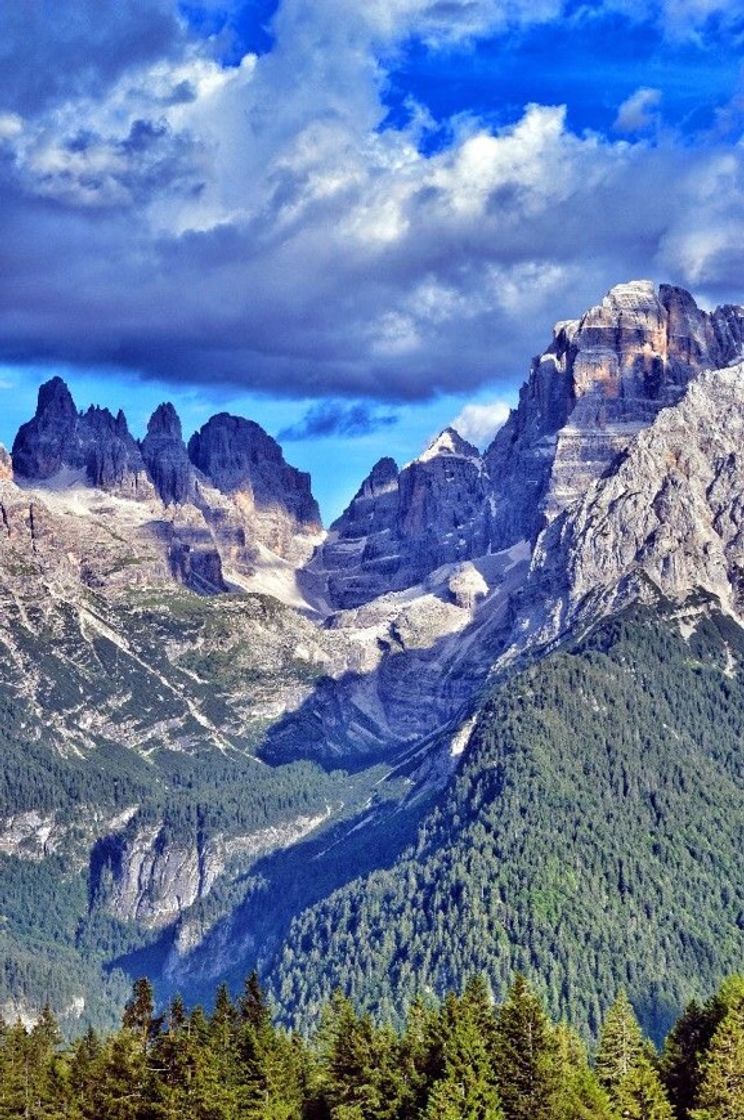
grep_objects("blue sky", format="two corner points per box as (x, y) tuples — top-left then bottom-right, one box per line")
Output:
(1, 0), (744, 520)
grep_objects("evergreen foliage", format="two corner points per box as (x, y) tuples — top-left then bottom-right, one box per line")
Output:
(2, 971), (742, 1120)
(274, 605), (744, 1040)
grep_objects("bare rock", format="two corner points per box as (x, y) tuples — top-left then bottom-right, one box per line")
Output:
(140, 403), (195, 505)
(12, 377), (150, 495)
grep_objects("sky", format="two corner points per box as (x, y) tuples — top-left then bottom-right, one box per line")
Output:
(1, 0), (744, 520)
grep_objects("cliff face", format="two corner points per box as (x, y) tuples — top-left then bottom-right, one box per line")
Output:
(309, 282), (744, 610)
(515, 361), (744, 653)
(8, 380), (324, 596)
(188, 413), (320, 528)
(12, 377), (152, 497)
(311, 429), (493, 609)
(485, 281), (744, 548)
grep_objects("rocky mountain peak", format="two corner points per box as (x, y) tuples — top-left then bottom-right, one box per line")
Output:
(146, 402), (183, 440)
(311, 425), (490, 608)
(187, 412), (320, 529)
(485, 279), (744, 551)
(12, 377), (148, 493)
(36, 375), (77, 422)
(420, 427), (479, 461)
(358, 457), (399, 499)
(518, 359), (744, 655)
(140, 403), (193, 506)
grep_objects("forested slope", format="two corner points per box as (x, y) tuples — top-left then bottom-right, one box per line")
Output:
(274, 599), (744, 1040)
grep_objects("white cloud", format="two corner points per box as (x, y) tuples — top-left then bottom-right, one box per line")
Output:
(450, 400), (511, 447)
(0, 0), (743, 402)
(614, 87), (663, 133)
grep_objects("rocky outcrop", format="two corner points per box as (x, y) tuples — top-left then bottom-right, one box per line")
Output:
(140, 403), (195, 506)
(0, 446), (12, 482)
(311, 429), (493, 608)
(310, 282), (744, 609)
(92, 810), (333, 928)
(12, 378), (151, 496)
(10, 383), (323, 586)
(188, 413), (320, 529)
(485, 281), (744, 549)
(507, 361), (744, 656)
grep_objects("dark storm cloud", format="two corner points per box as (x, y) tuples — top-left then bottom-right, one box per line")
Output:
(278, 402), (398, 440)
(0, 1), (184, 115)
(1, 0), (744, 403)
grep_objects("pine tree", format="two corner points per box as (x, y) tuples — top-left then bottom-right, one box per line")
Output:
(423, 989), (503, 1120)
(664, 979), (744, 1120)
(123, 977), (159, 1056)
(493, 975), (558, 1120)
(552, 1021), (613, 1120)
(239, 971), (271, 1032)
(316, 992), (403, 1120)
(597, 990), (647, 1095)
(68, 1026), (104, 1120)
(598, 991), (672, 1120)
(615, 1054), (674, 1120)
(691, 1008), (744, 1120)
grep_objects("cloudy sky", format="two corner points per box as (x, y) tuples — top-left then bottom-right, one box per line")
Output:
(1, 0), (744, 518)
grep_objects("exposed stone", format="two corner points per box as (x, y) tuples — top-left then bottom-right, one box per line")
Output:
(508, 361), (744, 658)
(140, 402), (195, 505)
(0, 446), (12, 482)
(311, 428), (492, 608)
(485, 281), (744, 549)
(188, 412), (320, 528)
(12, 377), (150, 495)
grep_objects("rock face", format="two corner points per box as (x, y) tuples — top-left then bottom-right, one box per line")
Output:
(9, 380), (324, 595)
(188, 413), (320, 529)
(485, 281), (744, 549)
(516, 361), (744, 652)
(310, 282), (744, 609)
(140, 403), (195, 506)
(0, 446), (12, 482)
(12, 377), (150, 496)
(311, 428), (493, 608)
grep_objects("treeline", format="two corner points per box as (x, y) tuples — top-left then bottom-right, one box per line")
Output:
(1, 971), (743, 1119)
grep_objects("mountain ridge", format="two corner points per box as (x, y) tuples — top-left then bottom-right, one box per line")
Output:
(1, 277), (743, 1037)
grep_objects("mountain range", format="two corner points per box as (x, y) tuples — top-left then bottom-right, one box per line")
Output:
(0, 279), (742, 1039)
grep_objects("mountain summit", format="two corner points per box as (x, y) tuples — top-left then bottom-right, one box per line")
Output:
(1, 279), (744, 1040)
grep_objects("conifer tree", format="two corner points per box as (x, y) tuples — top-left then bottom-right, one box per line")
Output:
(552, 1020), (614, 1120)
(663, 1001), (716, 1120)
(597, 990), (647, 1094)
(239, 971), (271, 1031)
(317, 992), (402, 1120)
(493, 974), (558, 1120)
(598, 991), (672, 1120)
(615, 1053), (674, 1120)
(691, 1008), (744, 1120)
(423, 988), (503, 1120)
(664, 979), (744, 1120)
(68, 1026), (104, 1120)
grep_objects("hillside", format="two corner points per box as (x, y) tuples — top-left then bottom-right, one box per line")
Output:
(273, 598), (744, 1041)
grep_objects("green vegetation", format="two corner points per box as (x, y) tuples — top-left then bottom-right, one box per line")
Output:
(1, 970), (742, 1119)
(274, 604), (744, 1040)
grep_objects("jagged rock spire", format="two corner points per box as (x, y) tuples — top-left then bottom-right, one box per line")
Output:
(188, 412), (320, 527)
(140, 402), (194, 506)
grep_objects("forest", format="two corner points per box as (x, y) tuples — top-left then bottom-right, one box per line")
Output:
(0, 968), (742, 1119)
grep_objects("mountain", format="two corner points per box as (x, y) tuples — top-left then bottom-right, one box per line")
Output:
(273, 595), (744, 1042)
(0, 279), (743, 1039)
(310, 281), (744, 610)
(309, 427), (492, 608)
